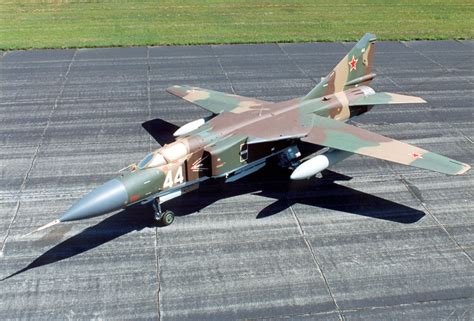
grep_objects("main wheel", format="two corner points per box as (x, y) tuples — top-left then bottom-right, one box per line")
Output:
(161, 210), (175, 226)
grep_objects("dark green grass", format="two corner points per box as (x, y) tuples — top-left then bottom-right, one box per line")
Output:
(1, 0), (472, 50)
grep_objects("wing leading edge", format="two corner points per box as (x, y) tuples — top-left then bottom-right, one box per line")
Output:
(349, 92), (427, 106)
(301, 115), (470, 175)
(167, 85), (271, 114)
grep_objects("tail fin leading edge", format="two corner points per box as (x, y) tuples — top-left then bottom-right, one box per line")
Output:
(303, 33), (377, 101)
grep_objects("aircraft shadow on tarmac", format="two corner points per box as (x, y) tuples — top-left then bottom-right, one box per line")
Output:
(1, 206), (156, 281)
(3, 127), (425, 281)
(166, 165), (425, 224)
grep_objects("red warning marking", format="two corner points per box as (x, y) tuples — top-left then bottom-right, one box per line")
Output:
(130, 195), (140, 202)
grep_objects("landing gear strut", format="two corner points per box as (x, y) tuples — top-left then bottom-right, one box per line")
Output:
(153, 198), (175, 226)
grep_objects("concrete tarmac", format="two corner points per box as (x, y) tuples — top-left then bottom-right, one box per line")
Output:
(0, 40), (472, 320)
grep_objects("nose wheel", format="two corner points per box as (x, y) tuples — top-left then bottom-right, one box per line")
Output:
(153, 199), (175, 226)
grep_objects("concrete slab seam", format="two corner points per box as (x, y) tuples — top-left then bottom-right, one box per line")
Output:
(398, 175), (473, 263)
(371, 46), (408, 93)
(146, 46), (153, 152)
(456, 39), (468, 47)
(405, 40), (472, 161)
(401, 41), (451, 73)
(250, 295), (473, 320)
(243, 308), (340, 321)
(331, 295), (473, 316)
(211, 46), (237, 95)
(154, 229), (162, 321)
(147, 46), (162, 320)
(458, 131), (473, 144)
(0, 49), (77, 255)
(288, 203), (345, 321)
(277, 43), (317, 84)
(373, 50), (472, 147)
(370, 60), (406, 91)
(373, 62), (459, 139)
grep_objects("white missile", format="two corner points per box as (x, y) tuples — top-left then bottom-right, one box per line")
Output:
(173, 118), (206, 137)
(290, 150), (353, 180)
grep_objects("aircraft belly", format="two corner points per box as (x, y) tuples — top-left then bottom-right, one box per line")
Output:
(214, 142), (295, 179)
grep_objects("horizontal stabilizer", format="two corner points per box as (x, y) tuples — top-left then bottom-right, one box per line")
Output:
(350, 92), (426, 106)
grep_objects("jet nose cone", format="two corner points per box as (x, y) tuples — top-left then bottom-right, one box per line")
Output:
(60, 179), (128, 222)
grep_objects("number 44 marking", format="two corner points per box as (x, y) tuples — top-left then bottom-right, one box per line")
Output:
(163, 166), (184, 189)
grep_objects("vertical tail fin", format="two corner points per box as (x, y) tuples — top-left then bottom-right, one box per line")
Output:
(303, 33), (377, 101)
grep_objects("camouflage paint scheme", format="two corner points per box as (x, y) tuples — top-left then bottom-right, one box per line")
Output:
(117, 33), (469, 209)
(40, 33), (469, 228)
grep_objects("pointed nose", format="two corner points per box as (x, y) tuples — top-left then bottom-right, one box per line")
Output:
(60, 179), (128, 222)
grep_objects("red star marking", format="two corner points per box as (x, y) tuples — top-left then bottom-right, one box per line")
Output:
(409, 152), (423, 159)
(348, 55), (358, 71)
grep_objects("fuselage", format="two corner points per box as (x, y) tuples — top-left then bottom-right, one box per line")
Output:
(119, 86), (374, 204)
(59, 85), (375, 222)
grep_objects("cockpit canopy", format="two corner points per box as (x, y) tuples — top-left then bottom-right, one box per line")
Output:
(137, 152), (167, 169)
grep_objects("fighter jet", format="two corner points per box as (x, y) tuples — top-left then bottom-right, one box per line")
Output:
(31, 33), (470, 232)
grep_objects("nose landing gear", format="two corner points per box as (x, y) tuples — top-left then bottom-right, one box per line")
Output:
(153, 198), (175, 226)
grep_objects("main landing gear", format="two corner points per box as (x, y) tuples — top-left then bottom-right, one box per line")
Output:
(153, 198), (175, 226)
